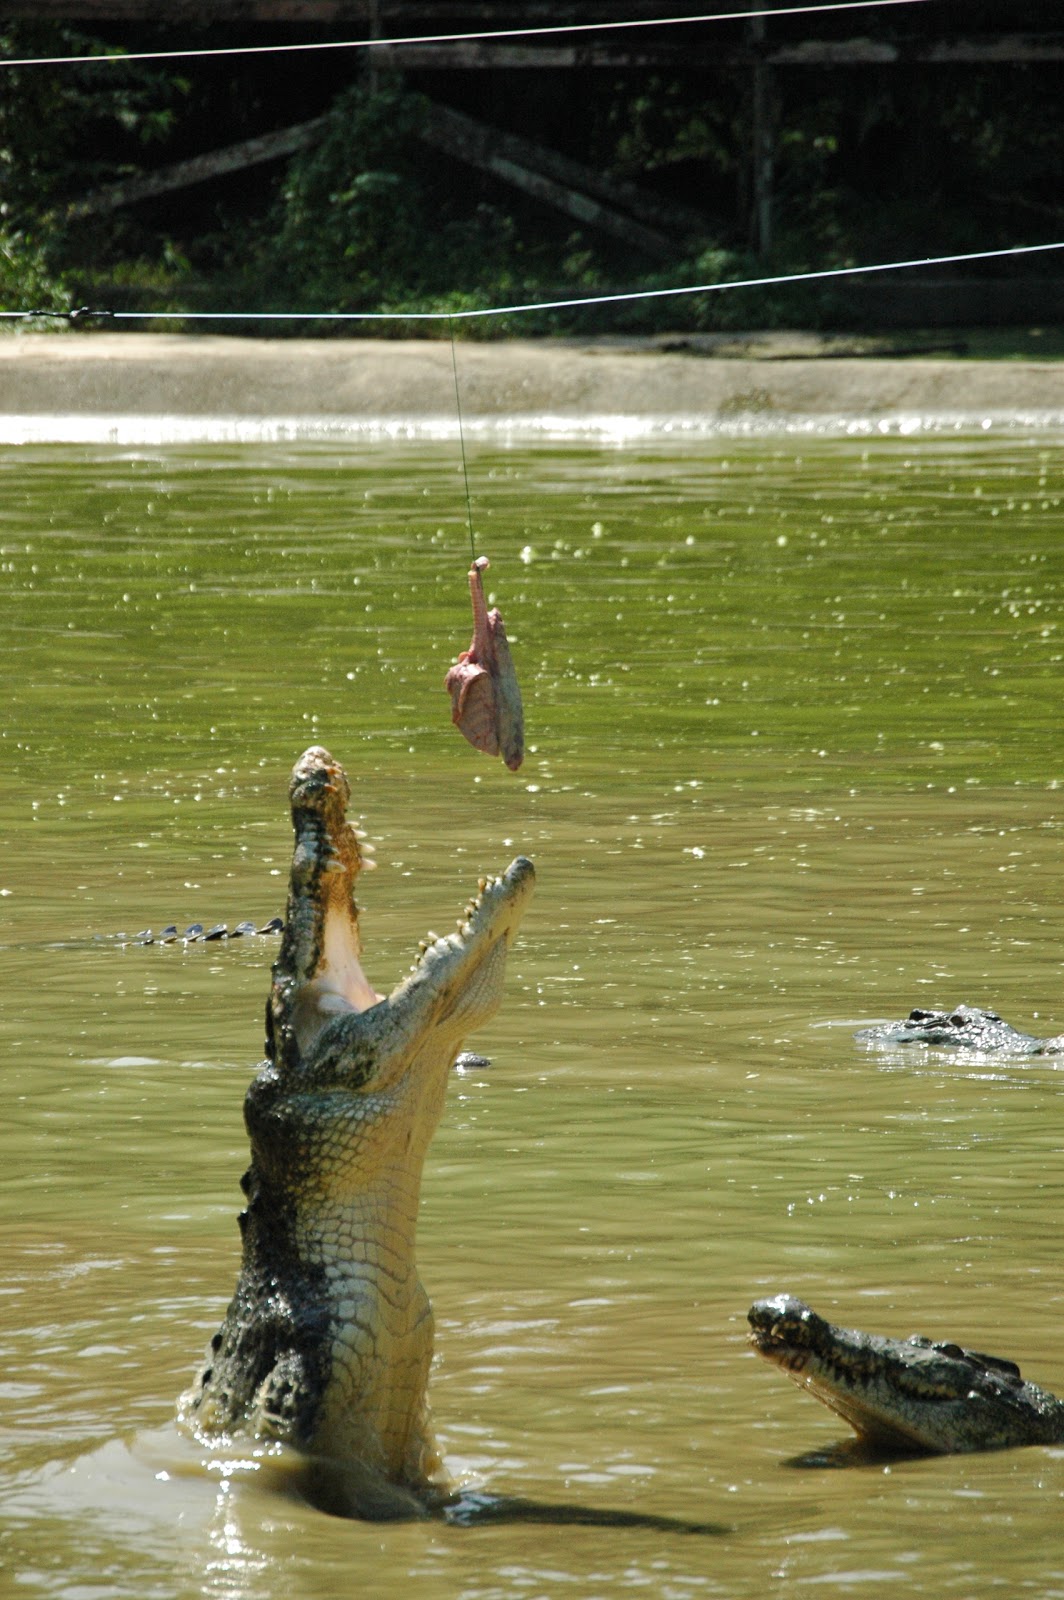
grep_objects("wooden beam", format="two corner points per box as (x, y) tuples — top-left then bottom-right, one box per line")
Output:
(369, 42), (680, 70)
(0, 2), (375, 16)
(418, 100), (680, 258)
(67, 96), (700, 262)
(767, 34), (1064, 65)
(0, 1), (700, 17)
(424, 99), (703, 239)
(375, 33), (1064, 68)
(68, 116), (325, 215)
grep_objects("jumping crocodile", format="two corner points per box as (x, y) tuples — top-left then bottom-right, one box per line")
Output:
(179, 744), (536, 1519)
(855, 1004), (1064, 1056)
(748, 1294), (1064, 1455)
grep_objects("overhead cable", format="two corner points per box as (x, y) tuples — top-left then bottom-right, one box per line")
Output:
(3, 241), (1061, 325)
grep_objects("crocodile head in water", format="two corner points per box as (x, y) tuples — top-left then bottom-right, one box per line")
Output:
(856, 1004), (1064, 1055)
(180, 745), (535, 1519)
(748, 1294), (1064, 1455)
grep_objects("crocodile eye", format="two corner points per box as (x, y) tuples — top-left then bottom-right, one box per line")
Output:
(934, 1342), (965, 1360)
(948, 1013), (967, 1026)
(908, 1009), (933, 1022)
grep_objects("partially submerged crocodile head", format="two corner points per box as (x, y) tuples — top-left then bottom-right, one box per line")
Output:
(180, 745), (535, 1519)
(856, 1004), (1064, 1056)
(748, 1294), (1064, 1455)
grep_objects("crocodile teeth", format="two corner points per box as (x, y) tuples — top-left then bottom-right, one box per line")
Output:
(352, 824), (378, 865)
(416, 931), (445, 963)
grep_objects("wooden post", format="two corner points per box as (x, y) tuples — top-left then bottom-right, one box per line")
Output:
(748, 7), (776, 257)
(365, 0), (381, 94)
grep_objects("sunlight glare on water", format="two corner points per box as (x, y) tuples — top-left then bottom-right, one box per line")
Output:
(0, 430), (1062, 1597)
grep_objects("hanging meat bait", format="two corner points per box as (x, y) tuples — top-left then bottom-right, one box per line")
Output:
(445, 555), (524, 772)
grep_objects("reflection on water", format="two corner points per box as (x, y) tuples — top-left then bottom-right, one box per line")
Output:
(1, 429), (1062, 1597)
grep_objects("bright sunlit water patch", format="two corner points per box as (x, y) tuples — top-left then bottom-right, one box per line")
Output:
(3, 407), (1064, 446)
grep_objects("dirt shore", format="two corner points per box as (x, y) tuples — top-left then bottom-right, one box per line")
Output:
(2, 332), (1063, 426)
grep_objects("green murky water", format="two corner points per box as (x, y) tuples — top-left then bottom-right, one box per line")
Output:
(1, 430), (1063, 1597)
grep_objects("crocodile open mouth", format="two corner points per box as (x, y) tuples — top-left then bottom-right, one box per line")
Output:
(279, 747), (535, 1064)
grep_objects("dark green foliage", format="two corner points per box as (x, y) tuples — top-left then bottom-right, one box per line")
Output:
(0, 227), (69, 315)
(255, 82), (432, 309)
(0, 22), (186, 210)
(0, 21), (187, 312)
(1, 16), (1062, 332)
(241, 78), (662, 329)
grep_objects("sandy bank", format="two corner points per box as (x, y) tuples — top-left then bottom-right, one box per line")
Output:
(1, 332), (1062, 433)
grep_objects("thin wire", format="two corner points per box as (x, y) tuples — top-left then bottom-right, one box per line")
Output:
(449, 319), (477, 561)
(4, 240), (1057, 325)
(0, 0), (940, 69)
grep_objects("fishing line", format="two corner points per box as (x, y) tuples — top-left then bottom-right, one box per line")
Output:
(0, 0), (941, 70)
(449, 318), (477, 562)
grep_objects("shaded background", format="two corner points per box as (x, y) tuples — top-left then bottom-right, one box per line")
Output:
(1, 0), (1062, 333)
